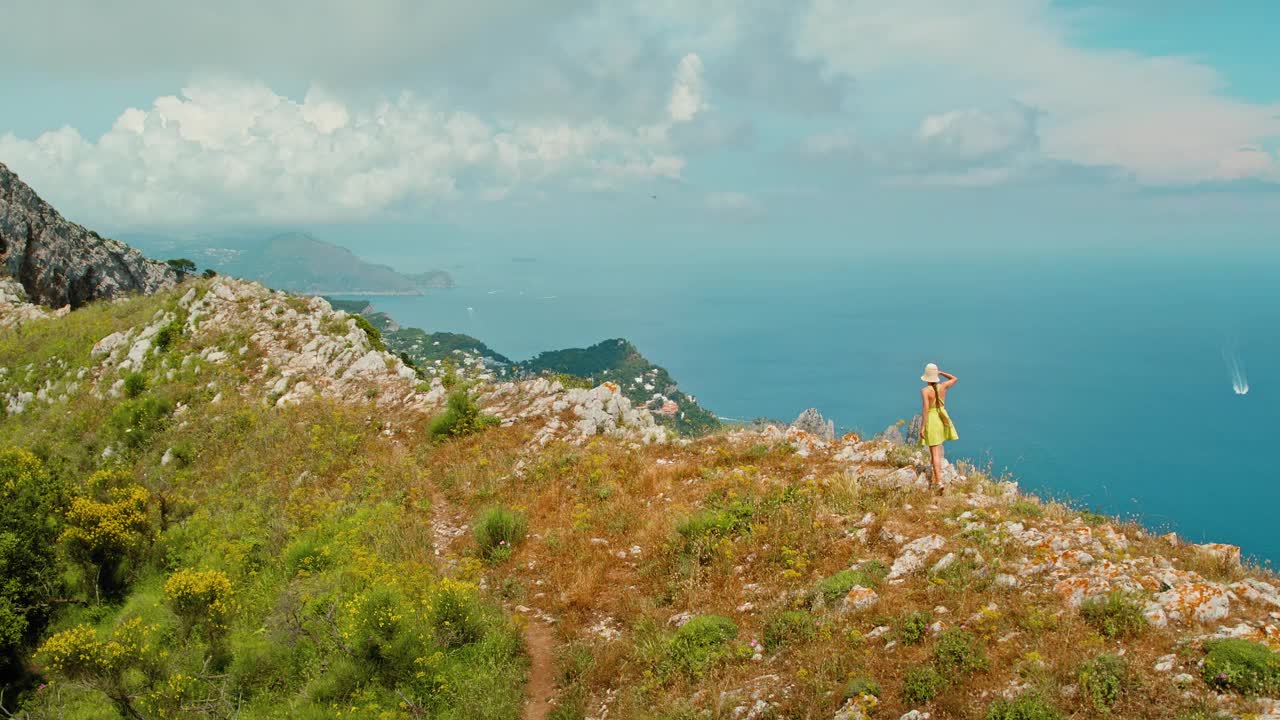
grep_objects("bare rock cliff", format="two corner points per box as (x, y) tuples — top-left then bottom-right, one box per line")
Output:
(0, 161), (180, 308)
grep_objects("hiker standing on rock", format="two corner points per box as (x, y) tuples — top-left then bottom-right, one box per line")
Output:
(919, 363), (959, 491)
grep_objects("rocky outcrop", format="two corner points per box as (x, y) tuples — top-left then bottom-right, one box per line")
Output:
(791, 408), (836, 441)
(0, 162), (181, 308)
(0, 276), (65, 329)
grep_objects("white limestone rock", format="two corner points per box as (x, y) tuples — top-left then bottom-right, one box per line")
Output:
(888, 534), (946, 580)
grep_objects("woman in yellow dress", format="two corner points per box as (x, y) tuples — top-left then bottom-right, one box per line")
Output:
(919, 363), (959, 491)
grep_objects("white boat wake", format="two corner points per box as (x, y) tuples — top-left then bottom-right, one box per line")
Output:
(1223, 346), (1249, 395)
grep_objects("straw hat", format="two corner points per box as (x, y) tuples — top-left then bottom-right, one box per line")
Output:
(921, 363), (941, 383)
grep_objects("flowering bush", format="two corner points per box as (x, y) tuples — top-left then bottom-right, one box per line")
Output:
(61, 484), (153, 566)
(37, 617), (162, 718)
(164, 568), (236, 637)
(428, 578), (483, 649)
(38, 624), (109, 679)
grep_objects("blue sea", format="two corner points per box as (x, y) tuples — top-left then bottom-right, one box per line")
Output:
(340, 252), (1279, 563)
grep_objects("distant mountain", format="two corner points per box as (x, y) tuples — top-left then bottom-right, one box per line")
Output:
(0, 162), (181, 307)
(124, 232), (452, 295)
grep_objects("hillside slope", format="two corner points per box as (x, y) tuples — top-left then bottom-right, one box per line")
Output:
(2, 276), (1280, 720)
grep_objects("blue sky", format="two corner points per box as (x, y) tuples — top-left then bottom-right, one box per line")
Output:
(0, 1), (1276, 254)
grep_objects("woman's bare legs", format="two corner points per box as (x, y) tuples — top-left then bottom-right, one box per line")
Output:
(930, 444), (945, 491)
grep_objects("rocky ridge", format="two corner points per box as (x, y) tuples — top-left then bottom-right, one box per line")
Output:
(2, 276), (667, 450)
(0, 162), (181, 308)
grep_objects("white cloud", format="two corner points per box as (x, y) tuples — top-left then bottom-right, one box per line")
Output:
(705, 191), (764, 218)
(667, 54), (708, 122)
(0, 59), (706, 225)
(794, 0), (1280, 185)
(4, 0), (1278, 228)
(801, 104), (1055, 186)
(914, 106), (1038, 166)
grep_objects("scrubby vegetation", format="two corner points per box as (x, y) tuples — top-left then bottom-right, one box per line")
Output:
(896, 610), (933, 645)
(985, 691), (1064, 720)
(1080, 591), (1148, 639)
(1079, 652), (1127, 711)
(662, 615), (739, 679)
(475, 506), (528, 562)
(0, 289), (525, 718)
(1202, 638), (1280, 695)
(903, 665), (946, 703)
(429, 389), (500, 439)
(761, 610), (815, 652)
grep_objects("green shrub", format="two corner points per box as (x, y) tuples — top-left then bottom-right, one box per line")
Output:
(284, 533), (334, 575)
(474, 506), (528, 561)
(1080, 511), (1109, 526)
(1008, 499), (1043, 518)
(816, 568), (875, 603)
(674, 502), (754, 562)
(903, 665), (945, 703)
(1079, 653), (1126, 711)
(0, 449), (68, 658)
(665, 615), (737, 678)
(985, 691), (1065, 720)
(859, 559), (890, 581)
(677, 500), (755, 537)
(351, 313), (386, 351)
(1202, 638), (1280, 695)
(897, 611), (933, 645)
(887, 444), (917, 468)
(429, 390), (499, 440)
(154, 319), (183, 351)
(843, 676), (881, 700)
(934, 628), (988, 676)
(228, 634), (293, 698)
(762, 610), (815, 652)
(168, 440), (196, 467)
(1079, 591), (1147, 639)
(123, 371), (148, 398)
(305, 656), (364, 703)
(108, 394), (174, 448)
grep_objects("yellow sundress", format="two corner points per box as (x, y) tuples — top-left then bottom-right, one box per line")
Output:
(920, 388), (959, 447)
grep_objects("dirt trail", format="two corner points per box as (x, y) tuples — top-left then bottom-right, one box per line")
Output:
(522, 620), (557, 720)
(429, 486), (558, 719)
